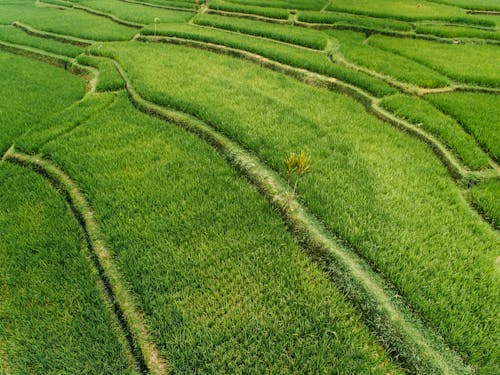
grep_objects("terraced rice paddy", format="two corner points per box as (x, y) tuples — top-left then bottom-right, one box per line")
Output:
(1, 0), (498, 374)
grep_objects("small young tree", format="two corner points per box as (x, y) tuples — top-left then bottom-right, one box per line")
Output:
(285, 150), (311, 209)
(154, 17), (160, 36)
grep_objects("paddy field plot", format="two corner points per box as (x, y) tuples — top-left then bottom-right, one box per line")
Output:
(1, 0), (499, 373)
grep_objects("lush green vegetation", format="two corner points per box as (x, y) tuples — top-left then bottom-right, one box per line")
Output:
(77, 54), (125, 91)
(193, 13), (327, 49)
(471, 178), (500, 228)
(368, 34), (500, 87)
(327, 30), (450, 88)
(0, 26), (83, 57)
(94, 42), (500, 372)
(415, 24), (500, 40)
(0, 50), (84, 153)
(425, 91), (500, 161)
(78, 0), (194, 24)
(0, 162), (135, 374)
(208, 0), (289, 19)
(380, 94), (490, 169)
(141, 23), (396, 96)
(218, 0), (325, 11)
(30, 93), (400, 373)
(428, 0), (500, 11)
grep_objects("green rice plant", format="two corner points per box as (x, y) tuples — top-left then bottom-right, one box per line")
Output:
(193, 13), (327, 49)
(415, 24), (500, 40)
(285, 150), (311, 208)
(34, 93), (400, 373)
(0, 50), (85, 153)
(427, 0), (500, 11)
(140, 23), (396, 96)
(297, 10), (414, 32)
(326, 0), (495, 26)
(368, 34), (500, 87)
(0, 25), (83, 57)
(77, 54), (126, 91)
(78, 0), (194, 24)
(425, 91), (500, 161)
(380, 94), (490, 169)
(92, 42), (500, 372)
(0, 163), (135, 374)
(125, 0), (199, 9)
(470, 178), (500, 228)
(327, 30), (450, 88)
(218, 0), (325, 11)
(208, 0), (289, 19)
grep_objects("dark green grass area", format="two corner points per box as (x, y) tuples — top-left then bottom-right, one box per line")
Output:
(471, 178), (500, 228)
(0, 162), (135, 374)
(208, 0), (289, 19)
(217, 0), (325, 11)
(2, 3), (137, 41)
(0, 50), (84, 153)
(79, 0), (194, 24)
(327, 30), (450, 88)
(326, 0), (494, 26)
(30, 93), (401, 374)
(380, 94), (490, 169)
(193, 13), (327, 50)
(427, 0), (500, 11)
(0, 26), (82, 57)
(93, 42), (500, 372)
(297, 10), (414, 31)
(368, 34), (500, 87)
(77, 54), (126, 91)
(425, 91), (500, 161)
(415, 24), (500, 40)
(140, 23), (396, 96)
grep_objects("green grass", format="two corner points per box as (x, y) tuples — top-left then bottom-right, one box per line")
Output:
(368, 34), (500, 87)
(0, 50), (85, 154)
(425, 91), (500, 161)
(79, 0), (194, 24)
(121, 0), (199, 10)
(0, 162), (135, 374)
(217, 0), (325, 11)
(28, 92), (401, 373)
(93, 42), (500, 373)
(380, 94), (490, 169)
(470, 178), (500, 228)
(193, 13), (327, 49)
(0, 26), (83, 57)
(77, 54), (126, 91)
(326, 0), (494, 26)
(327, 30), (450, 88)
(415, 24), (500, 40)
(208, 0), (289, 19)
(140, 23), (396, 96)
(297, 10), (414, 31)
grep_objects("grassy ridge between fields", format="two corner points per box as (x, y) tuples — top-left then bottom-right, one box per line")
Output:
(19, 92), (402, 374)
(470, 178), (500, 228)
(0, 162), (136, 374)
(92, 42), (499, 373)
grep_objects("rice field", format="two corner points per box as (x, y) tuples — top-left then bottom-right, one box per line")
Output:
(1, 0), (498, 373)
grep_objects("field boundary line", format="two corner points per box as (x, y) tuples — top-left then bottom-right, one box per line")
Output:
(104, 55), (474, 373)
(3, 147), (169, 375)
(12, 21), (93, 47)
(119, 0), (197, 13)
(72, 4), (145, 29)
(136, 36), (500, 183)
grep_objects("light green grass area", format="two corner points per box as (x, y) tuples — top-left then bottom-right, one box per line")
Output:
(380, 94), (490, 169)
(77, 54), (126, 91)
(425, 91), (500, 161)
(0, 50), (84, 153)
(79, 0), (194, 24)
(368, 34), (500, 87)
(193, 13), (327, 49)
(141, 23), (396, 96)
(297, 10), (414, 31)
(1, 2), (137, 41)
(0, 26), (82, 57)
(327, 30), (450, 88)
(471, 178), (500, 228)
(217, 0), (326, 11)
(30, 93), (401, 374)
(428, 0), (500, 11)
(93, 42), (500, 373)
(415, 24), (500, 40)
(209, 0), (289, 19)
(0, 162), (135, 374)
(326, 0), (494, 25)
